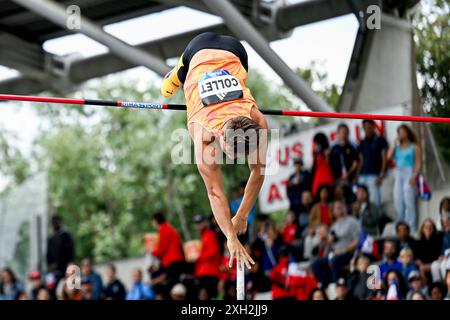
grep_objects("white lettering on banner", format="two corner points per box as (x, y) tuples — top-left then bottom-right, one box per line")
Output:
(258, 106), (405, 213)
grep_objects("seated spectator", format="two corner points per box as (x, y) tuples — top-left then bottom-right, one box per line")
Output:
(298, 191), (314, 233)
(103, 264), (126, 300)
(249, 219), (273, 295)
(431, 209), (450, 282)
(198, 287), (210, 300)
(304, 224), (330, 261)
(415, 219), (443, 281)
(261, 221), (284, 276)
(0, 267), (24, 300)
(334, 277), (351, 300)
(428, 282), (447, 300)
(445, 270), (450, 300)
(438, 197), (450, 230)
(287, 157), (312, 217)
(347, 254), (375, 300)
(80, 276), (94, 300)
(37, 287), (52, 301)
(126, 268), (154, 300)
(282, 211), (301, 245)
(329, 123), (359, 184)
(379, 240), (402, 280)
(193, 214), (221, 299)
(384, 269), (408, 300)
(399, 247), (419, 281)
(28, 270), (43, 300)
(352, 184), (380, 237)
(406, 271), (428, 300)
(269, 248), (296, 300)
(410, 290), (428, 300)
(334, 183), (355, 208)
(309, 185), (334, 230)
(395, 222), (417, 254)
(16, 291), (28, 300)
(81, 258), (103, 300)
(170, 283), (187, 300)
(309, 287), (329, 300)
(311, 201), (360, 287)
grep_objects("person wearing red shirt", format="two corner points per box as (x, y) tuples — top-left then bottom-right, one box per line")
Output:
(269, 250), (296, 300)
(151, 212), (186, 286)
(194, 214), (222, 299)
(282, 211), (300, 245)
(311, 133), (334, 196)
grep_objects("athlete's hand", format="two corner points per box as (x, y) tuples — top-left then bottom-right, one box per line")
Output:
(227, 236), (255, 270)
(231, 215), (248, 235)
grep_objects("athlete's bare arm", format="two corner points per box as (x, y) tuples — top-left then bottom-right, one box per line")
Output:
(189, 123), (255, 270)
(231, 108), (268, 235)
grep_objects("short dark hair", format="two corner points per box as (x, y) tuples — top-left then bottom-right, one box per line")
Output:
(152, 211), (166, 224)
(362, 119), (375, 126)
(223, 116), (261, 158)
(337, 123), (349, 133)
(395, 221), (410, 233)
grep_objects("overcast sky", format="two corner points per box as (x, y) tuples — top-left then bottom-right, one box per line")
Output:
(0, 5), (358, 189)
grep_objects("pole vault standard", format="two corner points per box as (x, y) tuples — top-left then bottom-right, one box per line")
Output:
(1, 93), (450, 124)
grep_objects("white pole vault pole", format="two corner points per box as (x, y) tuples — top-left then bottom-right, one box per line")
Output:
(237, 260), (245, 300)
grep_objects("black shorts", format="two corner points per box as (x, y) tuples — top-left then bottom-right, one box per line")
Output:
(177, 32), (248, 84)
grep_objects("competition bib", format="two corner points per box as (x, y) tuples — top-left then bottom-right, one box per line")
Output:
(198, 70), (243, 106)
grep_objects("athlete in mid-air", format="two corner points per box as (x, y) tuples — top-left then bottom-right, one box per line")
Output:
(161, 32), (268, 270)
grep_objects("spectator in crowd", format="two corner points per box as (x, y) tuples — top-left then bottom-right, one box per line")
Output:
(311, 201), (360, 287)
(410, 291), (428, 300)
(379, 240), (402, 280)
(269, 247), (296, 300)
(415, 219), (443, 281)
(287, 157), (312, 217)
(329, 124), (359, 184)
(230, 181), (256, 242)
(347, 254), (375, 300)
(357, 120), (388, 208)
(304, 224), (330, 261)
(384, 269), (408, 300)
(445, 270), (450, 300)
(431, 201), (450, 282)
(334, 277), (350, 300)
(298, 191), (314, 233)
(37, 287), (51, 301)
(81, 258), (103, 300)
(309, 288), (329, 300)
(395, 221), (417, 254)
(80, 276), (94, 300)
(439, 197), (450, 230)
(406, 271), (428, 300)
(28, 270), (43, 300)
(16, 291), (28, 300)
(352, 184), (381, 237)
(334, 183), (355, 207)
(309, 185), (334, 230)
(282, 211), (301, 245)
(103, 264), (126, 300)
(151, 212), (186, 288)
(126, 268), (154, 300)
(261, 220), (284, 277)
(170, 283), (187, 300)
(387, 124), (421, 232)
(193, 214), (222, 299)
(399, 248), (419, 281)
(311, 132), (334, 196)
(249, 217), (272, 295)
(428, 282), (446, 300)
(0, 268), (24, 300)
(46, 215), (75, 283)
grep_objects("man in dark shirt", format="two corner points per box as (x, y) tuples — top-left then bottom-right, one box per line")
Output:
(287, 157), (311, 216)
(356, 120), (388, 208)
(46, 215), (75, 280)
(104, 264), (126, 300)
(329, 124), (359, 184)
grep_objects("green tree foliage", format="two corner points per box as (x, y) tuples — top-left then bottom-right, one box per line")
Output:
(414, 0), (450, 161)
(0, 128), (29, 190)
